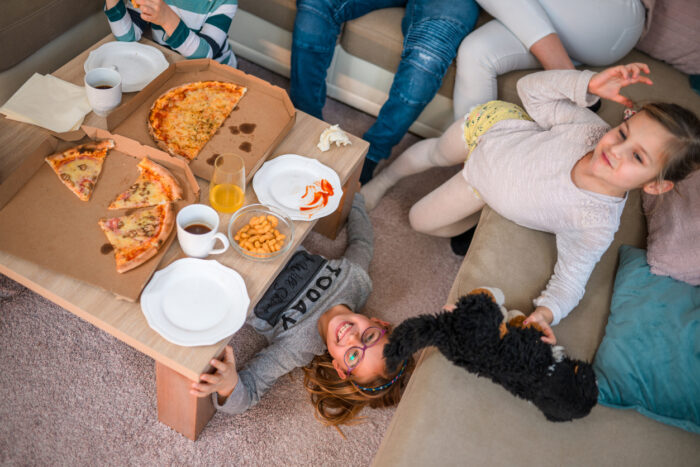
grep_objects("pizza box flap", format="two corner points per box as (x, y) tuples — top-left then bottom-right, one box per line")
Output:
(105, 58), (296, 182)
(0, 129), (199, 302)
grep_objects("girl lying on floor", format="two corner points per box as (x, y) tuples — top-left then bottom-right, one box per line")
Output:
(190, 193), (414, 429)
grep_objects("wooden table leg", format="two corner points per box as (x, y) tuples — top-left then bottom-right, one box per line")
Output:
(155, 362), (215, 440)
(313, 157), (364, 240)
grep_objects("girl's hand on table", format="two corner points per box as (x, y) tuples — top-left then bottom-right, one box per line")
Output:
(588, 63), (653, 108)
(523, 306), (557, 345)
(190, 345), (239, 403)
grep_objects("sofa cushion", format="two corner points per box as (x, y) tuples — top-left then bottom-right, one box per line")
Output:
(238, 0), (296, 33)
(642, 170), (700, 285)
(593, 245), (700, 434)
(635, 0), (700, 75)
(0, 0), (103, 72)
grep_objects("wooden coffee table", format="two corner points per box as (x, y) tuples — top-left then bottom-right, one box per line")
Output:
(0, 36), (367, 440)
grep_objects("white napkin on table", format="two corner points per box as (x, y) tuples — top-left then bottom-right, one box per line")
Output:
(0, 73), (92, 133)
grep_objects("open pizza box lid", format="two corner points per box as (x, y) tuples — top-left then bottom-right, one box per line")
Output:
(98, 59), (296, 182)
(0, 126), (200, 302)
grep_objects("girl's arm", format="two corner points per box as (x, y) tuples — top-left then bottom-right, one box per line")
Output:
(104, 0), (147, 42)
(529, 228), (614, 331)
(343, 193), (374, 272)
(516, 69), (602, 129)
(141, 0), (237, 60)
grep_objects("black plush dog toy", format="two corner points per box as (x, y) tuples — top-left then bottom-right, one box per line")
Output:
(384, 288), (598, 422)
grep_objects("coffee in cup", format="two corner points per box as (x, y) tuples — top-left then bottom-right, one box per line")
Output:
(84, 66), (122, 116)
(176, 204), (229, 258)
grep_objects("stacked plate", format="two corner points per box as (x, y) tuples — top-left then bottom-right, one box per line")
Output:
(140, 259), (249, 346)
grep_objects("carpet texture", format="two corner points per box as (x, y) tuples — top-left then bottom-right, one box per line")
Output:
(0, 58), (463, 466)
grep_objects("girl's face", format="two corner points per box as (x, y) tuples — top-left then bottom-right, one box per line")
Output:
(324, 311), (390, 384)
(589, 112), (675, 197)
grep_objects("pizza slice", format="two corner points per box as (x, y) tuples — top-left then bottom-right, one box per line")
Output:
(98, 203), (175, 273)
(45, 139), (116, 201)
(148, 81), (247, 160)
(108, 157), (183, 210)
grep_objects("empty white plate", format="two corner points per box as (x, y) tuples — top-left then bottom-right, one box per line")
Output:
(141, 258), (249, 346)
(84, 42), (169, 92)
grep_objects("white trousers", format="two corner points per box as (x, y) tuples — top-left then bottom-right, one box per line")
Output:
(453, 0), (646, 118)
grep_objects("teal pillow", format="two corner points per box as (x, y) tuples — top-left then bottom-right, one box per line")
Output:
(594, 245), (700, 433)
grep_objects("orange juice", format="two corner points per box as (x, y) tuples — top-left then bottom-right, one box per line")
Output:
(209, 184), (244, 213)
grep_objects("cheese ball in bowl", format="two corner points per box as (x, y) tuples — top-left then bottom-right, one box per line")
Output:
(228, 204), (294, 261)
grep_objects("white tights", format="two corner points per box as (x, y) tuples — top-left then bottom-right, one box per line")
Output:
(361, 118), (485, 237)
(453, 0), (645, 118)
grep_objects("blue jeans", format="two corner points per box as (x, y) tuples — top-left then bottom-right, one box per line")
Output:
(291, 0), (479, 164)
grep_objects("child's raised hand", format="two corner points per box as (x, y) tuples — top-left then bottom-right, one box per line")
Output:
(588, 63), (653, 108)
(190, 345), (239, 402)
(523, 307), (557, 345)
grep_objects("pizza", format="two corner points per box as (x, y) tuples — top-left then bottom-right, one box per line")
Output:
(98, 203), (175, 273)
(45, 139), (115, 201)
(108, 157), (183, 210)
(148, 80), (247, 160)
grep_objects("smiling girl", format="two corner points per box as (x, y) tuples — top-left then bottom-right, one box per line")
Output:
(190, 194), (414, 428)
(362, 63), (700, 344)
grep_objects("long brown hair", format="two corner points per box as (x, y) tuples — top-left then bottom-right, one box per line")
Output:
(640, 103), (700, 183)
(302, 340), (415, 429)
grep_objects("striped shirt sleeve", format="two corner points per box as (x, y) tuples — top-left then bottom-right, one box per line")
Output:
(104, 1), (147, 42)
(162, 0), (237, 60)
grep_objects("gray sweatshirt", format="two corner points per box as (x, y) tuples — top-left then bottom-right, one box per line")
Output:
(214, 194), (373, 414)
(463, 69), (626, 325)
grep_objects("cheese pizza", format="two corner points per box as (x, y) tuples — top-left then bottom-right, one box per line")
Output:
(98, 203), (175, 273)
(148, 80), (247, 161)
(45, 139), (115, 201)
(108, 157), (183, 209)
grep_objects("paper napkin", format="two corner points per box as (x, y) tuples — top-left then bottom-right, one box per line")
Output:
(0, 73), (92, 133)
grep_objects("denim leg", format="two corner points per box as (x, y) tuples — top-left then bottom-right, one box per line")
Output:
(291, 0), (406, 119)
(363, 0), (479, 164)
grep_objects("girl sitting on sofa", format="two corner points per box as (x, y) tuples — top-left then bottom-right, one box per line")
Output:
(361, 63), (700, 344)
(189, 194), (414, 429)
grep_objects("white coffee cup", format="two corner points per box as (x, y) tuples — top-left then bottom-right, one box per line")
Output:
(176, 204), (230, 258)
(84, 66), (122, 116)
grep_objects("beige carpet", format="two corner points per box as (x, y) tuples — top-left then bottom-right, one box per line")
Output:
(0, 58), (464, 466)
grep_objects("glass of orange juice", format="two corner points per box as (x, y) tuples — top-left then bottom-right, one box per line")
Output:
(209, 153), (245, 213)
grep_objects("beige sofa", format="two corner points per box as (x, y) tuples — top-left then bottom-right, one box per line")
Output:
(231, 3), (700, 466)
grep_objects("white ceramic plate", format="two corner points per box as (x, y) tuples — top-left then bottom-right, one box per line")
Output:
(140, 258), (249, 346)
(252, 154), (343, 221)
(84, 42), (169, 92)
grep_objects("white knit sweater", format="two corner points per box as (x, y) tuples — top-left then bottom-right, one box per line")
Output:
(463, 69), (627, 325)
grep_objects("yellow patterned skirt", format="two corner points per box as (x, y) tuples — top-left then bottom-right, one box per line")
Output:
(462, 100), (532, 158)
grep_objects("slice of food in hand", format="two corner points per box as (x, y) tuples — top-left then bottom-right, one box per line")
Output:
(148, 81), (248, 161)
(44, 139), (116, 201)
(98, 203), (175, 273)
(108, 157), (183, 209)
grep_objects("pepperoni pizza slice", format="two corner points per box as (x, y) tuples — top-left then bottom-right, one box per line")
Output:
(108, 157), (183, 210)
(45, 139), (115, 201)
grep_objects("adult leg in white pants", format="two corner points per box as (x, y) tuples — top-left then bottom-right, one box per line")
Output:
(361, 118), (468, 210)
(453, 0), (645, 119)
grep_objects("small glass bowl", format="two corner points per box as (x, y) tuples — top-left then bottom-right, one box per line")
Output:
(227, 204), (295, 261)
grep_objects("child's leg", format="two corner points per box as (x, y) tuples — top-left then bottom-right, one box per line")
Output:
(408, 170), (485, 238)
(361, 118), (467, 210)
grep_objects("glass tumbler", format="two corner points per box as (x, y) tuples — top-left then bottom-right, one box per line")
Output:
(209, 153), (245, 213)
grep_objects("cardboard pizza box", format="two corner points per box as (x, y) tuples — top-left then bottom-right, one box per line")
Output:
(102, 59), (296, 182)
(0, 126), (199, 302)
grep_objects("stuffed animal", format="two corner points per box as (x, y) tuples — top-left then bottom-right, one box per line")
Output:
(384, 288), (598, 422)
